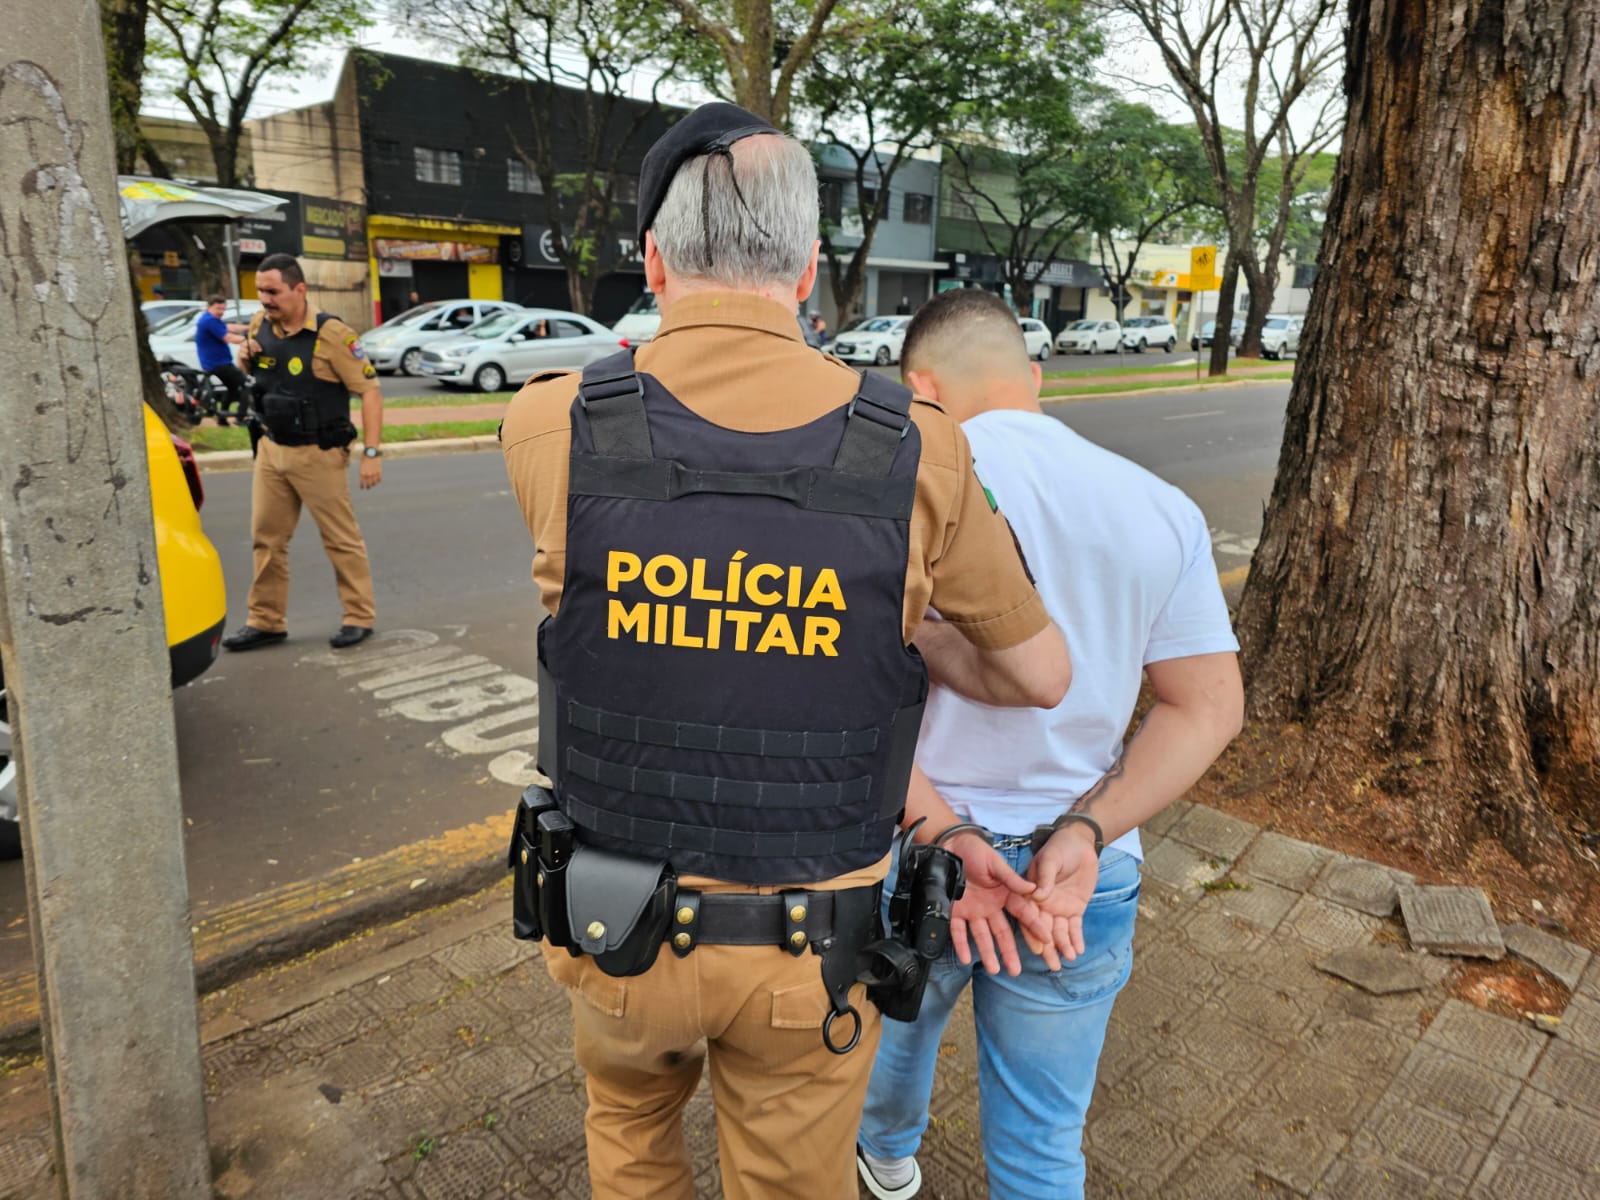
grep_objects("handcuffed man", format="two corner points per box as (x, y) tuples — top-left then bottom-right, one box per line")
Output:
(856, 288), (1244, 1200)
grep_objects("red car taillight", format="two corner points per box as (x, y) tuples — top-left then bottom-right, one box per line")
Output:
(170, 434), (204, 510)
(618, 337), (630, 348)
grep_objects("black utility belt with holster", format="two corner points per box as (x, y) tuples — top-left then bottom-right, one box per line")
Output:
(508, 785), (966, 1052)
(256, 388), (357, 449)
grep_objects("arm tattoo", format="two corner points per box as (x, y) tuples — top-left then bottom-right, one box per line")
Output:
(1070, 710), (1152, 817)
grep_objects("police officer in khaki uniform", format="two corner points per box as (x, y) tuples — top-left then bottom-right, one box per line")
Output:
(222, 253), (383, 652)
(500, 105), (1072, 1200)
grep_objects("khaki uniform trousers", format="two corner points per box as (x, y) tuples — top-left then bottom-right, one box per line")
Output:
(248, 438), (375, 631)
(545, 942), (881, 1200)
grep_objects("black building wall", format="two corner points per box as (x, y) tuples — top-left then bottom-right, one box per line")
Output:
(354, 51), (674, 319)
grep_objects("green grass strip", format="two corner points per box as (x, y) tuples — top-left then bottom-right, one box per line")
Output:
(1040, 372), (1294, 401)
(188, 418), (504, 454)
(351, 392), (518, 409)
(1042, 357), (1291, 379)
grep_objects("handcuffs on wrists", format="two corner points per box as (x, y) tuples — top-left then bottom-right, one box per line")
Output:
(1029, 813), (1104, 857)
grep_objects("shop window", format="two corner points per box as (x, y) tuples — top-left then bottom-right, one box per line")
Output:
(416, 146), (463, 186)
(507, 158), (542, 194)
(904, 192), (933, 224)
(819, 179), (843, 225)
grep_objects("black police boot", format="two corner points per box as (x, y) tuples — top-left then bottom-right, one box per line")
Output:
(329, 625), (374, 649)
(221, 626), (288, 652)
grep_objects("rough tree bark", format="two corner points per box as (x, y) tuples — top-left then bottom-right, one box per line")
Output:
(1235, 0), (1600, 870)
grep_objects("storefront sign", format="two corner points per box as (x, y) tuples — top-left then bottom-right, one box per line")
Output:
(236, 191), (367, 261)
(300, 197), (367, 261)
(373, 238), (498, 263)
(519, 224), (643, 271)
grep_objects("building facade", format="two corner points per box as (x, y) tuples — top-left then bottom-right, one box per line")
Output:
(248, 51), (671, 331)
(811, 149), (943, 327)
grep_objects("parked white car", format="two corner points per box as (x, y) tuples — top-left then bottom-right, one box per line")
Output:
(148, 300), (262, 370)
(612, 292), (662, 344)
(1119, 316), (1178, 353)
(1259, 314), (1304, 360)
(1018, 318), (1052, 361)
(829, 316), (911, 365)
(359, 300), (523, 376)
(416, 309), (626, 392)
(1055, 319), (1122, 354)
(143, 299), (206, 328)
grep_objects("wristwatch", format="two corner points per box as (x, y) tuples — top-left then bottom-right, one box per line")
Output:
(363, 446), (382, 458)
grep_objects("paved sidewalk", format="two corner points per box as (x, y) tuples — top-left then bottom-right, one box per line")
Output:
(2, 802), (1597, 1199)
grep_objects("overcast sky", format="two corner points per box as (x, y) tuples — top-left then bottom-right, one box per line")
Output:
(138, 8), (1343, 154)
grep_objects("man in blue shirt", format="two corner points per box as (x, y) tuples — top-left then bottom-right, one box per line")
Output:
(196, 294), (249, 424)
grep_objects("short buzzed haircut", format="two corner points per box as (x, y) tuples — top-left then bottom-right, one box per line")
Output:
(207, 293), (227, 305)
(902, 287), (1030, 376)
(257, 253), (305, 287)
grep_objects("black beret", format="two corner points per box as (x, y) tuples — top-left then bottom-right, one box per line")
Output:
(637, 102), (778, 243)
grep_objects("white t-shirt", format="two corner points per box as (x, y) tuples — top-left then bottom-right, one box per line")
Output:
(917, 409), (1239, 859)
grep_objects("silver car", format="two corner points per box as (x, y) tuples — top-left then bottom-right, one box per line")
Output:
(1259, 315), (1303, 360)
(359, 300), (522, 376)
(416, 309), (626, 392)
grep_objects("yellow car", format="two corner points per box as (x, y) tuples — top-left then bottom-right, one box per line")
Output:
(0, 404), (226, 859)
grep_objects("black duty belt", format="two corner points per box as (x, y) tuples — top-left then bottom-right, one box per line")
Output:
(666, 884), (875, 959)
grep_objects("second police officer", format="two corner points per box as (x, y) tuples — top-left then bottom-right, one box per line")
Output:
(499, 104), (1073, 1200)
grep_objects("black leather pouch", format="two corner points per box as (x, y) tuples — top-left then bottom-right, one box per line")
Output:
(565, 846), (676, 978)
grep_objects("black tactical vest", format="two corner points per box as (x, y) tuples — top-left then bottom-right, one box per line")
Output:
(537, 350), (929, 885)
(252, 312), (356, 448)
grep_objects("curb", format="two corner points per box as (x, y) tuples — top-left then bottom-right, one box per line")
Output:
(0, 805), (514, 1057)
(197, 435), (502, 474)
(1040, 376), (1292, 406)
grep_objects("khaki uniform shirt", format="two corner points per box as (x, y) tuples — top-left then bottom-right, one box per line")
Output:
(501, 291), (1050, 892)
(247, 310), (378, 394)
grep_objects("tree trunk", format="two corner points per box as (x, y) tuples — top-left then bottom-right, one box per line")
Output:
(1235, 0), (1600, 870)
(1236, 256), (1274, 358)
(733, 0), (775, 122)
(1207, 251), (1239, 376)
(100, 0), (149, 174)
(566, 263), (596, 319)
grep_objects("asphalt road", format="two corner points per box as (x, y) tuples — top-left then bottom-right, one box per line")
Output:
(0, 381), (1287, 981)
(377, 346), (1204, 399)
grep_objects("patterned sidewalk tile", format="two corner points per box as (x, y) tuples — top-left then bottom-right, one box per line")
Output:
(1399, 885), (1506, 959)
(1527, 1037), (1600, 1117)
(1420, 999), (1545, 1078)
(1166, 805), (1260, 861)
(1491, 1087), (1600, 1181)
(1499, 922), (1592, 989)
(1311, 856), (1413, 918)
(1234, 831), (1331, 892)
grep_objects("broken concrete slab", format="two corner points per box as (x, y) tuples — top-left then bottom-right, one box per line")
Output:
(1400, 886), (1505, 960)
(1316, 947), (1435, 995)
(1499, 923), (1591, 990)
(1311, 856), (1414, 918)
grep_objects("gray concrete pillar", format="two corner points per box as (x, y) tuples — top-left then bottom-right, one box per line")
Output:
(0, 3), (212, 1196)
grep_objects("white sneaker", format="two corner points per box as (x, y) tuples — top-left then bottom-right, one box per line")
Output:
(856, 1144), (922, 1199)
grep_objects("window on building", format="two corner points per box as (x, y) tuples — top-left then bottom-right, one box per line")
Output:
(507, 157), (542, 194)
(904, 192), (933, 224)
(371, 138), (401, 165)
(819, 179), (843, 225)
(949, 188), (981, 219)
(415, 146), (463, 186)
(612, 175), (639, 204)
(858, 185), (879, 218)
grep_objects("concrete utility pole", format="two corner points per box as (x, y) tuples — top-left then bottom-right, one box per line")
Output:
(0, 3), (212, 1196)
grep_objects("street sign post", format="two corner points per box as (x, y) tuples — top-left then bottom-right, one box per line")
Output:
(1191, 246), (1218, 381)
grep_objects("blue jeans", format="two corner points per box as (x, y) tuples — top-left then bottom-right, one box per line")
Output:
(858, 843), (1141, 1200)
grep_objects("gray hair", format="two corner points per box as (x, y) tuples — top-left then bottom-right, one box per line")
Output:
(651, 134), (819, 290)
